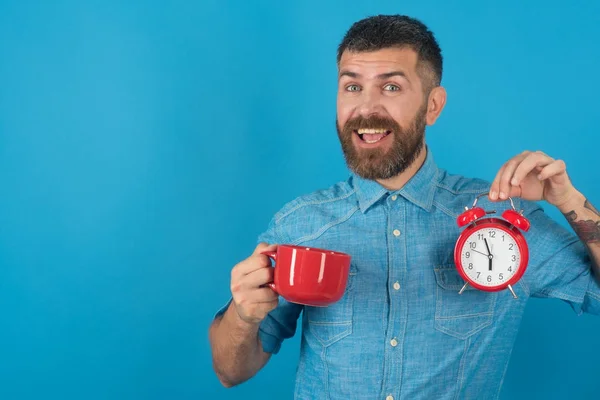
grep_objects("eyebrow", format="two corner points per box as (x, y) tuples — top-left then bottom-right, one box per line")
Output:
(338, 70), (409, 82)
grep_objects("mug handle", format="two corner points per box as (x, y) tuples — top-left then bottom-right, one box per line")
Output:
(261, 250), (278, 293)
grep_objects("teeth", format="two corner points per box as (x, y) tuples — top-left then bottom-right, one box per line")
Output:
(364, 139), (379, 144)
(358, 128), (388, 134)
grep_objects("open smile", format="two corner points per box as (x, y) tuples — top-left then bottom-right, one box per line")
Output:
(353, 128), (392, 144)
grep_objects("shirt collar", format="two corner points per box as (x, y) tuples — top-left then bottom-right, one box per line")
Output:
(351, 148), (439, 213)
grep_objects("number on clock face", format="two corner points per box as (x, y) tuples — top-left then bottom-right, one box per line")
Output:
(460, 227), (520, 287)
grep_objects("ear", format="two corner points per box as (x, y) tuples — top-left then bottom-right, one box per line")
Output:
(425, 86), (447, 126)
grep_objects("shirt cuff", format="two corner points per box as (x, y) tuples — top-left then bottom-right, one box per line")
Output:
(258, 328), (283, 354)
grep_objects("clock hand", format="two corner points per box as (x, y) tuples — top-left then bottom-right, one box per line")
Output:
(470, 249), (490, 258)
(484, 238), (492, 256)
(484, 238), (493, 271)
(483, 238), (494, 271)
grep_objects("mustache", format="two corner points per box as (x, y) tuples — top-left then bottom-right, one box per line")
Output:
(342, 115), (402, 133)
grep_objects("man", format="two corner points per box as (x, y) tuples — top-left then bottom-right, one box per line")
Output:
(208, 15), (600, 399)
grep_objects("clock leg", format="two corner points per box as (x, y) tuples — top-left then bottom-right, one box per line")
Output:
(507, 284), (518, 299)
(458, 282), (469, 295)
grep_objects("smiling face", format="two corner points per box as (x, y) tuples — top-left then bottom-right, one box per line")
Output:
(336, 47), (430, 180)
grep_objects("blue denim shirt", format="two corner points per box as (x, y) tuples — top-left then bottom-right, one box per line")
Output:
(218, 150), (600, 399)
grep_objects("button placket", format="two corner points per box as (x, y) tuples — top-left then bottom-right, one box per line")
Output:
(383, 194), (405, 399)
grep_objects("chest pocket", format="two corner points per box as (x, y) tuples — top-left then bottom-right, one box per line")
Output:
(434, 265), (496, 340)
(305, 264), (357, 347)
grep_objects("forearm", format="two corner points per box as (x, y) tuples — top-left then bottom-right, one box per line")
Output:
(559, 190), (600, 278)
(209, 303), (271, 387)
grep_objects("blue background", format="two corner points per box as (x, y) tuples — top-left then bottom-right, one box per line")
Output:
(1, 1), (599, 399)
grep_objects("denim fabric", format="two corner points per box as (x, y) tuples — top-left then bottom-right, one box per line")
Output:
(216, 150), (600, 399)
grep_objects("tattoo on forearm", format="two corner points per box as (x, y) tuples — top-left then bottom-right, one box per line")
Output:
(563, 210), (577, 223)
(563, 200), (600, 244)
(585, 200), (600, 217)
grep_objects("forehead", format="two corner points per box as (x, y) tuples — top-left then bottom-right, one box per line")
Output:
(338, 47), (419, 78)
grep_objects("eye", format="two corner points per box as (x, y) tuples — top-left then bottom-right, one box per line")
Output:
(384, 84), (401, 92)
(345, 84), (361, 92)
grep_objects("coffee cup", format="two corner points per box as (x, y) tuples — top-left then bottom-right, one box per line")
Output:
(262, 244), (352, 307)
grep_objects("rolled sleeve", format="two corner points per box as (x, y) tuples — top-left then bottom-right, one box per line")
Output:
(258, 299), (303, 354)
(212, 297), (302, 354)
(524, 205), (600, 315)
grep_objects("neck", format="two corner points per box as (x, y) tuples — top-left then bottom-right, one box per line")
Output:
(376, 146), (427, 191)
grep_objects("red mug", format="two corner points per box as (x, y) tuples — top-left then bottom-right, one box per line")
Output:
(262, 245), (352, 307)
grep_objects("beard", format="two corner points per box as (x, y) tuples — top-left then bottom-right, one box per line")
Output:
(336, 103), (427, 180)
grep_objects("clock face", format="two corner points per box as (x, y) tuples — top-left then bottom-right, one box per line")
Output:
(459, 226), (521, 288)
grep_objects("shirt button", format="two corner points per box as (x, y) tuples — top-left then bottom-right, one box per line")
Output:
(390, 338), (398, 347)
(393, 282), (400, 290)
(393, 229), (401, 237)
(391, 195), (398, 201)
(386, 396), (394, 400)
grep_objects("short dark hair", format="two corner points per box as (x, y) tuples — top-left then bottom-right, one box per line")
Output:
(337, 15), (443, 91)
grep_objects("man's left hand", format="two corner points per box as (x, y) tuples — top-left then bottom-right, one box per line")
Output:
(489, 150), (578, 208)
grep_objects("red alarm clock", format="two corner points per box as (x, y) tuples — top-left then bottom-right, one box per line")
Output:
(454, 193), (530, 299)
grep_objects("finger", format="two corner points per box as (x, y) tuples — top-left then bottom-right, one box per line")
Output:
(234, 245), (277, 277)
(252, 242), (278, 256)
(242, 266), (274, 289)
(490, 151), (530, 200)
(489, 163), (508, 201)
(489, 164), (507, 201)
(496, 152), (529, 199)
(236, 288), (279, 306)
(538, 159), (567, 182)
(510, 151), (554, 187)
(251, 288), (279, 303)
(232, 257), (268, 280)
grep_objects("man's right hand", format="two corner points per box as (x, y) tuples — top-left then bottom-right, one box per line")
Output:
(229, 243), (279, 325)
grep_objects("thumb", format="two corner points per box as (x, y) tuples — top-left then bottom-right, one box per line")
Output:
(253, 242), (278, 256)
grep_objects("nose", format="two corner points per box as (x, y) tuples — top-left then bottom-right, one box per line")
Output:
(356, 91), (384, 118)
